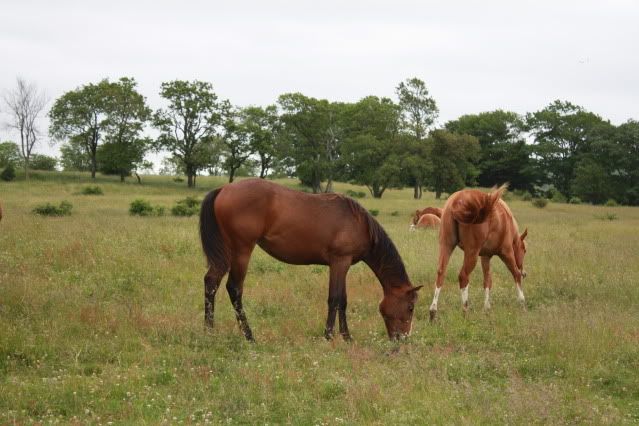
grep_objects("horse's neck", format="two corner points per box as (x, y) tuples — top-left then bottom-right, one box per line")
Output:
(364, 241), (411, 292)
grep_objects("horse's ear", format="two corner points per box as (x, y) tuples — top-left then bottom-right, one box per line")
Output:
(520, 228), (528, 240)
(409, 285), (424, 293)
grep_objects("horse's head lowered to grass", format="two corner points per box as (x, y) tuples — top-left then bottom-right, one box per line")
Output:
(379, 285), (423, 339)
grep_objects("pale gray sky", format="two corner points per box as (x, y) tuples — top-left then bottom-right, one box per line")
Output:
(1, 0), (638, 159)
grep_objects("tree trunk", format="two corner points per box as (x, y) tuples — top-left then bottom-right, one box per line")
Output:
(187, 173), (194, 187)
(135, 172), (141, 184)
(325, 178), (333, 193)
(120, 174), (125, 183)
(24, 159), (29, 181)
(229, 168), (235, 183)
(413, 183), (419, 199)
(435, 190), (441, 199)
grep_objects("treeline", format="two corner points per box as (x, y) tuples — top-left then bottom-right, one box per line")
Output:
(1, 77), (638, 204)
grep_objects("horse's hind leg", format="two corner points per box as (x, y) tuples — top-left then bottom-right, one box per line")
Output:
(204, 266), (228, 328)
(430, 244), (454, 322)
(481, 256), (493, 310)
(226, 250), (255, 341)
(458, 249), (480, 314)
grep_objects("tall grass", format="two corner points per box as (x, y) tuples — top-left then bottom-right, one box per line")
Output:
(1, 173), (638, 423)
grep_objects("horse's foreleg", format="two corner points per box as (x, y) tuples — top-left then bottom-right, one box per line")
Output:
(325, 259), (351, 341)
(459, 250), (480, 314)
(481, 256), (493, 310)
(204, 266), (227, 328)
(227, 252), (254, 342)
(500, 253), (525, 306)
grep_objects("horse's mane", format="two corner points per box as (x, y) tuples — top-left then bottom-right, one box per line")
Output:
(342, 197), (410, 287)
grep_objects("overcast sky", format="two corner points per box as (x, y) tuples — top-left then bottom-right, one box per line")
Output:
(1, 0), (638, 158)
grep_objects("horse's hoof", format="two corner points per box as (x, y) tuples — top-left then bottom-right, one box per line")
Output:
(429, 309), (437, 322)
(324, 330), (334, 341)
(341, 333), (352, 342)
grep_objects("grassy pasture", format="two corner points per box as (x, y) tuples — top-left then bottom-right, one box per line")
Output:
(1, 172), (638, 424)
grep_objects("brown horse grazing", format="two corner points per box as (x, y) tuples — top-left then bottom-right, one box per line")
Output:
(428, 185), (528, 321)
(411, 207), (442, 226)
(410, 213), (441, 230)
(199, 178), (423, 341)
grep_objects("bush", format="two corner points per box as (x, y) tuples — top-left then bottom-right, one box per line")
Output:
(346, 190), (366, 199)
(605, 199), (618, 207)
(1, 164), (16, 181)
(368, 209), (379, 217)
(81, 185), (103, 195)
(171, 196), (200, 217)
(532, 198), (548, 208)
(569, 197), (582, 204)
(549, 188), (567, 203)
(33, 200), (73, 216)
(594, 213), (618, 221)
(173, 176), (184, 183)
(129, 199), (165, 216)
(521, 192), (533, 201)
(391, 211), (399, 216)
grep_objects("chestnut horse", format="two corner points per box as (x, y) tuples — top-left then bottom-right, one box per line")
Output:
(411, 207), (442, 226)
(428, 185), (528, 320)
(199, 179), (423, 341)
(410, 213), (441, 230)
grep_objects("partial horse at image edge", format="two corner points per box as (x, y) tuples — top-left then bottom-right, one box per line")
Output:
(429, 184), (528, 320)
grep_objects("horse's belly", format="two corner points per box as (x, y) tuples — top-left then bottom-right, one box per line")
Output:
(257, 238), (328, 265)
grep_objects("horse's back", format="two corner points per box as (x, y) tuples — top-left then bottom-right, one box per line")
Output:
(213, 179), (370, 264)
(416, 213), (440, 228)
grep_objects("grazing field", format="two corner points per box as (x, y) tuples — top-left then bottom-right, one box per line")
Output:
(1, 172), (638, 424)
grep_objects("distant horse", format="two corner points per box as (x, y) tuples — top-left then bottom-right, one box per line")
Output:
(428, 185), (528, 320)
(411, 207), (442, 226)
(410, 213), (441, 231)
(199, 179), (423, 341)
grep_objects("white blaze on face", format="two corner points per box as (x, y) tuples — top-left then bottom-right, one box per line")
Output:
(430, 286), (441, 311)
(484, 287), (491, 309)
(461, 286), (469, 307)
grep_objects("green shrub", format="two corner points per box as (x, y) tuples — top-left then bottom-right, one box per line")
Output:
(390, 211), (399, 216)
(81, 185), (103, 195)
(594, 213), (618, 221)
(605, 199), (618, 207)
(129, 199), (165, 216)
(1, 164), (16, 181)
(33, 200), (73, 216)
(569, 197), (582, 204)
(173, 176), (184, 183)
(521, 192), (533, 201)
(346, 190), (366, 199)
(368, 209), (379, 217)
(532, 198), (548, 208)
(549, 188), (566, 203)
(171, 197), (200, 217)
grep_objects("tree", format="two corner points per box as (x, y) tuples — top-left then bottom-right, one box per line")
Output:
(526, 100), (613, 197)
(153, 80), (221, 187)
(60, 136), (92, 171)
(2, 77), (47, 180)
(0, 141), (20, 168)
(428, 130), (481, 199)
(571, 157), (614, 204)
(242, 105), (283, 178)
(29, 154), (57, 171)
(98, 78), (151, 182)
(219, 101), (254, 183)
(278, 93), (345, 193)
(49, 80), (112, 178)
(611, 120), (639, 204)
(445, 110), (538, 190)
(340, 96), (403, 198)
(396, 78), (439, 140)
(395, 77), (439, 198)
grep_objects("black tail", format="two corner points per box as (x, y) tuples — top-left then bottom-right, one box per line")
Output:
(199, 188), (229, 273)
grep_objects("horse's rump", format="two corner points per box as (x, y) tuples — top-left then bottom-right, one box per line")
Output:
(416, 213), (441, 228)
(450, 184), (507, 224)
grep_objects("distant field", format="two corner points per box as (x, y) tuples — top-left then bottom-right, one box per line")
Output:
(1, 172), (638, 424)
